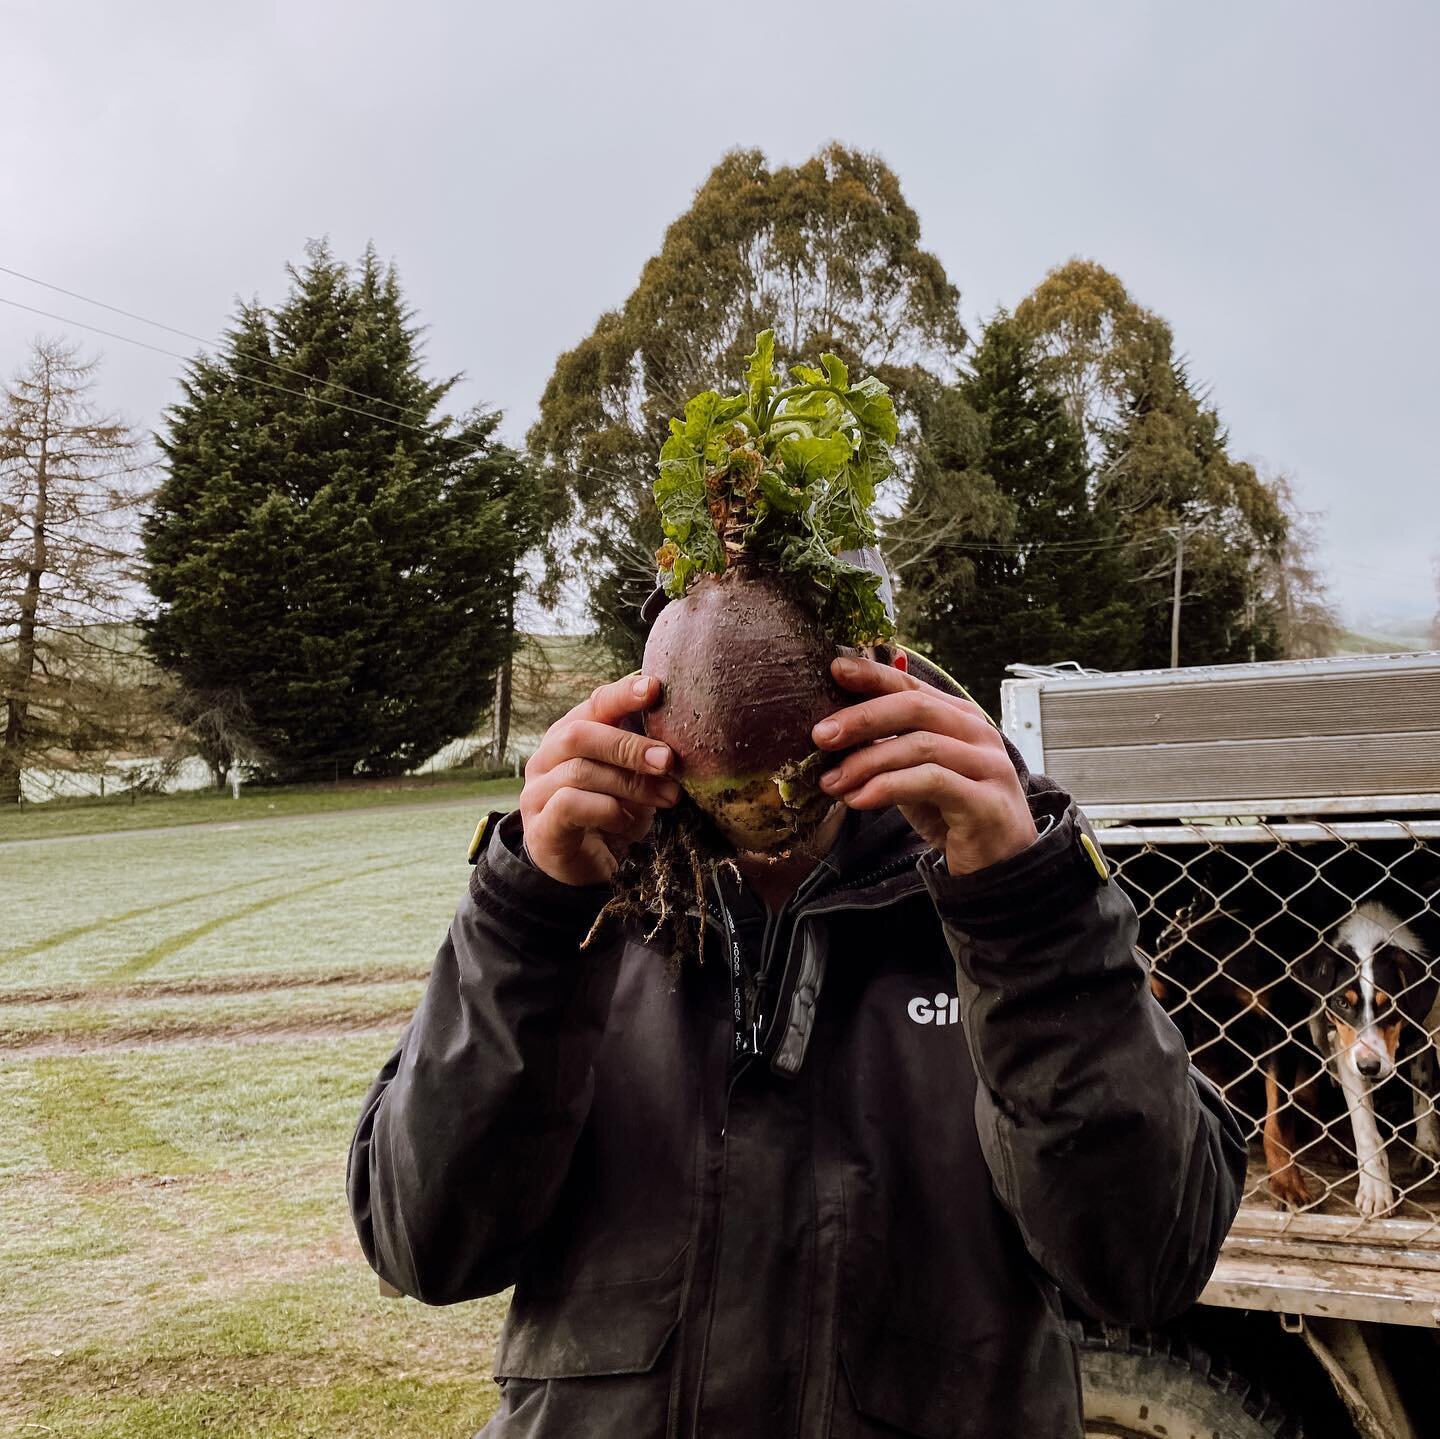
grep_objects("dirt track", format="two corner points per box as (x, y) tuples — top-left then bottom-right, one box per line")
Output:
(2, 1016), (413, 1060)
(0, 963), (431, 1007)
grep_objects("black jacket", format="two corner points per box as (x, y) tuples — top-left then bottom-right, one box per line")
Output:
(347, 762), (1246, 1438)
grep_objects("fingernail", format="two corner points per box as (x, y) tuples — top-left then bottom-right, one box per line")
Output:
(820, 769), (842, 790)
(659, 780), (681, 802)
(813, 719), (840, 743)
(645, 745), (670, 771)
(832, 655), (857, 671)
(633, 675), (651, 699)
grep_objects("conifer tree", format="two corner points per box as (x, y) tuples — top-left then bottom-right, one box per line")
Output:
(900, 315), (1139, 710)
(143, 242), (539, 782)
(1099, 356), (1286, 668)
(1017, 259), (1290, 670)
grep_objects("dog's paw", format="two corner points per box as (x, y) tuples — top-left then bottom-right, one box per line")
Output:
(1267, 1165), (1312, 1210)
(1415, 1118), (1440, 1163)
(1354, 1173), (1396, 1218)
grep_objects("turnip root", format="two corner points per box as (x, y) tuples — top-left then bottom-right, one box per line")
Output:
(642, 568), (846, 851)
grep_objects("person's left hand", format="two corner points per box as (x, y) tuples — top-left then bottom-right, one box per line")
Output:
(811, 655), (1038, 876)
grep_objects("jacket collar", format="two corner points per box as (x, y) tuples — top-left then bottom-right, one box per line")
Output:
(808, 805), (929, 907)
(702, 803), (929, 930)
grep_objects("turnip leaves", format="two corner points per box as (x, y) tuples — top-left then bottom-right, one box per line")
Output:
(653, 330), (898, 645)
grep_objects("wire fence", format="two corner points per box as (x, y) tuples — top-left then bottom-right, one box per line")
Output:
(1099, 818), (1440, 1239)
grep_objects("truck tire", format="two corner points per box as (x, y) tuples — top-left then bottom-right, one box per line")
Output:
(1074, 1322), (1305, 1439)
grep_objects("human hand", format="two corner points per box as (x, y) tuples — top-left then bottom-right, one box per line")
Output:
(519, 674), (679, 887)
(811, 655), (1038, 876)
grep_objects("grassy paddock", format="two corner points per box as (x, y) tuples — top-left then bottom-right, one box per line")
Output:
(0, 769), (525, 845)
(0, 800), (520, 1436)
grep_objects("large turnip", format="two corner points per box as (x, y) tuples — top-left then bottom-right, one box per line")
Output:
(584, 332), (900, 960)
(642, 567), (848, 851)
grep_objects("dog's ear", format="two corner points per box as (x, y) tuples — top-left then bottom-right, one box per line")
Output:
(1392, 948), (1437, 1023)
(1302, 948), (1338, 1003)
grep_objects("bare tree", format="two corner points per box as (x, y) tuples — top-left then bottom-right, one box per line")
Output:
(1258, 470), (1341, 660)
(0, 337), (154, 803)
(164, 683), (274, 790)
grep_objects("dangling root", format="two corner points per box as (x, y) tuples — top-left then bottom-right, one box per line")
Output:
(580, 802), (729, 965)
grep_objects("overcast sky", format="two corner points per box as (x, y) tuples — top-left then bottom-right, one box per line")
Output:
(3, 0), (1435, 630)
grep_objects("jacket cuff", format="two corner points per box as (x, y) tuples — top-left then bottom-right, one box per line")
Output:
(920, 798), (1108, 945)
(468, 809), (613, 944)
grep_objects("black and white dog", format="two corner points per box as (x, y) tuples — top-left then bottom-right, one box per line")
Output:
(1304, 903), (1440, 1217)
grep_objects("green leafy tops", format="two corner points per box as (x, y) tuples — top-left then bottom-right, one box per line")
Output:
(652, 330), (898, 646)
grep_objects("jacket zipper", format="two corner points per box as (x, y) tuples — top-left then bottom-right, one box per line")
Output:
(728, 850), (932, 1064)
(683, 843), (930, 1436)
(746, 860), (837, 1045)
(801, 851), (928, 913)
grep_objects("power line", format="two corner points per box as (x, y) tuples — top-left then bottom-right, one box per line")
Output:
(0, 296), (1191, 552)
(5, 279), (1365, 579)
(0, 293), (487, 458)
(922, 533), (1166, 555)
(0, 262), (430, 421)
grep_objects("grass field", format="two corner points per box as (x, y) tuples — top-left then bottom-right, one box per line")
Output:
(0, 771), (529, 845)
(1, 787), (524, 1436)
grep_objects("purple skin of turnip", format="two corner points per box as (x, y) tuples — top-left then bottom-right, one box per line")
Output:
(641, 567), (852, 855)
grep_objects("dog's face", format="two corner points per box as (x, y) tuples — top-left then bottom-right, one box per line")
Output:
(1309, 911), (1433, 1081)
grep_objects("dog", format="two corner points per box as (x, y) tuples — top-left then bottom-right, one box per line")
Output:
(1303, 903), (1440, 1217)
(1149, 897), (1317, 1210)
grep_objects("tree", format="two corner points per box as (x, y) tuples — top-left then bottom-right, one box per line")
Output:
(0, 338), (154, 804)
(1100, 356), (1287, 668)
(529, 144), (969, 665)
(143, 242), (541, 783)
(899, 314), (1140, 710)
(1017, 260), (1289, 670)
(1014, 258), (1168, 462)
(1253, 471), (1340, 660)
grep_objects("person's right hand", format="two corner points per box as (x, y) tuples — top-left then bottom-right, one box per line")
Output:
(519, 673), (679, 887)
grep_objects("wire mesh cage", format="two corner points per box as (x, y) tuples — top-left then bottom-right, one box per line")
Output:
(1099, 818), (1440, 1238)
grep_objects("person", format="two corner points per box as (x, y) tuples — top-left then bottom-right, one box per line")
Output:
(347, 573), (1247, 1438)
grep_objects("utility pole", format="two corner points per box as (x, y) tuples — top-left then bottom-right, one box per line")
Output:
(1163, 523), (1190, 669)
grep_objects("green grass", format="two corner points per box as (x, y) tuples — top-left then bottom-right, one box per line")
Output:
(22, 1379), (495, 1439)
(0, 799), (522, 1435)
(22, 1380), (494, 1439)
(0, 769), (525, 844)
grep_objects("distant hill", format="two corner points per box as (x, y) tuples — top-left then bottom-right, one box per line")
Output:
(1332, 629), (1433, 656)
(1331, 607), (1434, 656)
(1342, 607), (1435, 650)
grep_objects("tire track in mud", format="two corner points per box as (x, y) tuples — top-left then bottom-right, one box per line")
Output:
(5, 1016), (414, 1059)
(0, 856), (379, 968)
(104, 855), (430, 981)
(0, 963), (431, 1007)
(4, 853), (444, 1057)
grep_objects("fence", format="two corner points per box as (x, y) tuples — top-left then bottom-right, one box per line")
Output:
(1099, 817), (1440, 1244)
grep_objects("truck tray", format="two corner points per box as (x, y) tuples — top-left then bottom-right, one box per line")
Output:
(1205, 1159), (1440, 1326)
